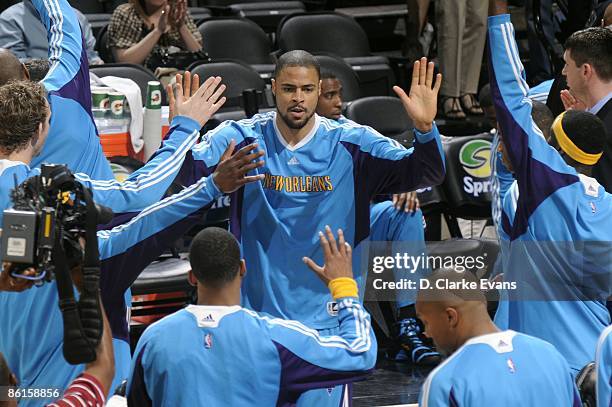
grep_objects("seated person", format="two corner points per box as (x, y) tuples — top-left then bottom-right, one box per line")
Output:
(417, 270), (581, 406)
(108, 0), (202, 69)
(127, 227), (377, 406)
(0, 1), (103, 64)
(316, 72), (440, 366)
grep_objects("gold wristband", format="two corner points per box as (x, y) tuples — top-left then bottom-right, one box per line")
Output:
(328, 277), (358, 299)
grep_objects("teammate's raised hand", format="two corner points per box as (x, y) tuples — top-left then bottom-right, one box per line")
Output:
(212, 140), (266, 193)
(167, 71), (200, 123)
(303, 226), (353, 285)
(173, 75), (226, 128)
(393, 57), (442, 133)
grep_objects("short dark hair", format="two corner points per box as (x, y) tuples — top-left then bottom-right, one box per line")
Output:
(274, 50), (320, 79)
(564, 27), (612, 81)
(23, 59), (50, 82)
(0, 80), (48, 155)
(320, 70), (338, 81)
(189, 227), (241, 287)
(559, 110), (606, 155)
(531, 100), (554, 141)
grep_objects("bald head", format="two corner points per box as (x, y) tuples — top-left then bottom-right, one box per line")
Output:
(416, 269), (496, 355)
(0, 49), (28, 86)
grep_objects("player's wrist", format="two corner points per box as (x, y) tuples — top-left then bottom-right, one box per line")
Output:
(328, 277), (358, 299)
(414, 121), (433, 133)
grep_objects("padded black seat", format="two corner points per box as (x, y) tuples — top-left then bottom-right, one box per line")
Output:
(345, 96), (413, 146)
(277, 12), (396, 96)
(426, 238), (500, 280)
(198, 18), (274, 78)
(189, 6), (212, 22)
(188, 60), (266, 110)
(440, 132), (494, 219)
(131, 256), (192, 296)
(228, 1), (306, 32)
(85, 13), (111, 38)
(94, 24), (114, 64)
(69, 0), (104, 13)
(314, 54), (361, 102)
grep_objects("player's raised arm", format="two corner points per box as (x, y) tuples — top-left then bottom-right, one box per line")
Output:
(261, 228), (376, 393)
(347, 58), (445, 196)
(30, 0), (89, 103)
(96, 142), (265, 300)
(75, 73), (227, 214)
(486, 6), (581, 225)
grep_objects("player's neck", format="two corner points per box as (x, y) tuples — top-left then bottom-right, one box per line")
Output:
(196, 286), (241, 307)
(457, 319), (500, 348)
(275, 114), (316, 147)
(0, 148), (33, 166)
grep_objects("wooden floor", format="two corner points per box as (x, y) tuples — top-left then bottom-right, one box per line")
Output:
(353, 358), (434, 406)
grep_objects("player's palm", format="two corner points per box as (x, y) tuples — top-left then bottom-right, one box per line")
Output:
(394, 58), (441, 132)
(175, 75), (226, 127)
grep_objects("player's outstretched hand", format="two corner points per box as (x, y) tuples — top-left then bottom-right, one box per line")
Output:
(167, 71), (200, 123)
(560, 89), (586, 111)
(173, 74), (226, 128)
(393, 57), (441, 133)
(0, 262), (35, 292)
(212, 140), (266, 193)
(303, 226), (353, 286)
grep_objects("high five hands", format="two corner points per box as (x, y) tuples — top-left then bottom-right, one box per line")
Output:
(393, 57), (442, 133)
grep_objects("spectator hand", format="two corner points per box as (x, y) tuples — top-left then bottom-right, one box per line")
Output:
(174, 75), (226, 128)
(212, 140), (266, 193)
(393, 57), (441, 133)
(153, 3), (170, 34)
(392, 191), (420, 213)
(560, 89), (587, 111)
(167, 71), (200, 123)
(303, 226), (353, 285)
(170, 0), (188, 28)
(0, 262), (36, 292)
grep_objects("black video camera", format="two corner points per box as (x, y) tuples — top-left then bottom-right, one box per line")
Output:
(1, 164), (114, 365)
(1, 164), (113, 281)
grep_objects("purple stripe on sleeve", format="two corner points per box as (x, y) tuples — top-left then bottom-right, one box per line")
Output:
(487, 46), (578, 240)
(100, 205), (210, 342)
(273, 341), (372, 407)
(49, 37), (93, 119)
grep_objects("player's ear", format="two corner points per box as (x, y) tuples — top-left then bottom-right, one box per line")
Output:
(583, 63), (593, 79)
(446, 307), (459, 328)
(187, 270), (197, 287)
(318, 79), (322, 97)
(239, 260), (246, 278)
(271, 79), (276, 96)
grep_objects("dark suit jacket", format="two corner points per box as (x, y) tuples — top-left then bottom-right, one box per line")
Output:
(594, 98), (612, 193)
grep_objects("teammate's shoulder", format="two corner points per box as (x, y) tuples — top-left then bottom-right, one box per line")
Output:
(140, 309), (193, 341)
(512, 331), (566, 357)
(235, 111), (276, 129)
